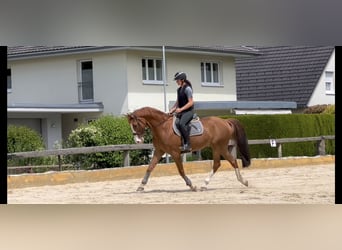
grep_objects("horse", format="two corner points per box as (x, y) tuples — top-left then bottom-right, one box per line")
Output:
(127, 106), (251, 191)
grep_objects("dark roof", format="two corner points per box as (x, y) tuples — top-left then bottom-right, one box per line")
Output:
(7, 46), (86, 55)
(7, 46), (260, 59)
(7, 46), (114, 58)
(167, 46), (261, 56)
(235, 46), (334, 108)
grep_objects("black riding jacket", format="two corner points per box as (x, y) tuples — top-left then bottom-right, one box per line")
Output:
(177, 85), (194, 112)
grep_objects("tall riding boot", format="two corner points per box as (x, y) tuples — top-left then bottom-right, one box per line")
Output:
(179, 125), (192, 153)
(186, 124), (192, 147)
(175, 122), (185, 146)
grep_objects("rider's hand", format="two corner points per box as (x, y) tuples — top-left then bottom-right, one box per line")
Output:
(175, 108), (182, 114)
(169, 107), (176, 115)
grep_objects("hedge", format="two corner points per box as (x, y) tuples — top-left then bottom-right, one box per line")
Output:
(201, 114), (335, 159)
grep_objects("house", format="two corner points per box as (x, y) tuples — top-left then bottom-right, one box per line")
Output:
(7, 46), (261, 149)
(235, 46), (335, 113)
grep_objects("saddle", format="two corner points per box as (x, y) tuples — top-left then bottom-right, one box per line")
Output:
(172, 114), (204, 137)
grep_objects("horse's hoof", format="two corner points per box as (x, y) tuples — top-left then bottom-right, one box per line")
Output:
(243, 180), (248, 187)
(137, 186), (144, 192)
(200, 186), (207, 191)
(190, 186), (197, 192)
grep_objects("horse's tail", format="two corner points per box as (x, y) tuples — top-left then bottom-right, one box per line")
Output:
(228, 119), (251, 168)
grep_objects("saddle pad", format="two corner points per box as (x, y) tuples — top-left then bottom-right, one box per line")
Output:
(173, 116), (204, 137)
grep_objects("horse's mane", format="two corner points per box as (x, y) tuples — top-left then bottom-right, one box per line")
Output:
(133, 106), (168, 120)
(134, 106), (168, 118)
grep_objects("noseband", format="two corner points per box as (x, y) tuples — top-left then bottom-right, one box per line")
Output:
(130, 115), (147, 137)
(129, 112), (172, 136)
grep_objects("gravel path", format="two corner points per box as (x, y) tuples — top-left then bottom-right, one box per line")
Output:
(8, 164), (334, 204)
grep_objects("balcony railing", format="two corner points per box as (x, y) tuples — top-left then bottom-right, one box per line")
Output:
(78, 81), (94, 102)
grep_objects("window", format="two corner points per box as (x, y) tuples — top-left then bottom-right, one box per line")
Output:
(201, 61), (221, 86)
(78, 60), (94, 102)
(7, 68), (11, 92)
(86, 118), (97, 124)
(325, 71), (334, 94)
(142, 58), (163, 84)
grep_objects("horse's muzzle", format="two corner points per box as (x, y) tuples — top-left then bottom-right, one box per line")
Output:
(134, 135), (144, 144)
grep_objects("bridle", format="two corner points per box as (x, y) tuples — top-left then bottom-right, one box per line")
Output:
(130, 115), (147, 137)
(130, 112), (172, 132)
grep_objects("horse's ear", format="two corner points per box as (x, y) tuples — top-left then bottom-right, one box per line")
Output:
(126, 112), (135, 120)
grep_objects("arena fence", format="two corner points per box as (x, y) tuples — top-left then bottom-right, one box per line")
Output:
(7, 135), (335, 172)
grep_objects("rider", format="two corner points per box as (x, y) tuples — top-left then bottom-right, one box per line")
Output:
(169, 71), (194, 153)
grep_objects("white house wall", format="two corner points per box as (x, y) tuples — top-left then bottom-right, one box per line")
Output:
(9, 49), (237, 115)
(308, 49), (335, 106)
(91, 50), (128, 115)
(125, 50), (237, 112)
(8, 51), (130, 148)
(8, 48), (239, 148)
(8, 112), (62, 149)
(8, 56), (78, 104)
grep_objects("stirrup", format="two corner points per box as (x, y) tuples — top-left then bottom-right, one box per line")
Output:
(180, 144), (192, 153)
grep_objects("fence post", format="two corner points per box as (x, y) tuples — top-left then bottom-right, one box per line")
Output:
(318, 136), (326, 155)
(182, 153), (187, 162)
(196, 150), (202, 161)
(277, 143), (282, 158)
(58, 155), (62, 171)
(123, 151), (130, 166)
(228, 139), (237, 158)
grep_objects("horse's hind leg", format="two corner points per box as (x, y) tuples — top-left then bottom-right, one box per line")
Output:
(201, 151), (221, 190)
(221, 150), (248, 187)
(137, 149), (164, 191)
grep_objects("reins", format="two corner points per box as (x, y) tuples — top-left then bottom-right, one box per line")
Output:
(130, 109), (173, 135)
(134, 112), (172, 128)
(154, 114), (173, 127)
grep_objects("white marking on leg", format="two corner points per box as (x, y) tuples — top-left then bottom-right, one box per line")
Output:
(204, 169), (214, 185)
(234, 168), (248, 187)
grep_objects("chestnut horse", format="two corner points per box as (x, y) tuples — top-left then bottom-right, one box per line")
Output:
(127, 106), (250, 191)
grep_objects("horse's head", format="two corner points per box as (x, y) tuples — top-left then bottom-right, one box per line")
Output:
(126, 113), (148, 144)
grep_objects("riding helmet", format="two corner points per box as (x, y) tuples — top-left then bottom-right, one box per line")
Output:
(174, 71), (187, 80)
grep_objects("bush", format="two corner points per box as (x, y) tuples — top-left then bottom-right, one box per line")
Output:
(64, 115), (153, 169)
(7, 125), (46, 166)
(64, 125), (104, 169)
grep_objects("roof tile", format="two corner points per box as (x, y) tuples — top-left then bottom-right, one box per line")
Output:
(236, 46), (334, 108)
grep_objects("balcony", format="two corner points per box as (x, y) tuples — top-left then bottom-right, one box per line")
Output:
(78, 81), (94, 103)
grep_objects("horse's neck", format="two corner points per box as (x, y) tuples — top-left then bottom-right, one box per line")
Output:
(138, 108), (173, 140)
(140, 108), (167, 127)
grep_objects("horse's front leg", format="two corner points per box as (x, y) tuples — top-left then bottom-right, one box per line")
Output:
(172, 154), (197, 191)
(137, 149), (164, 191)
